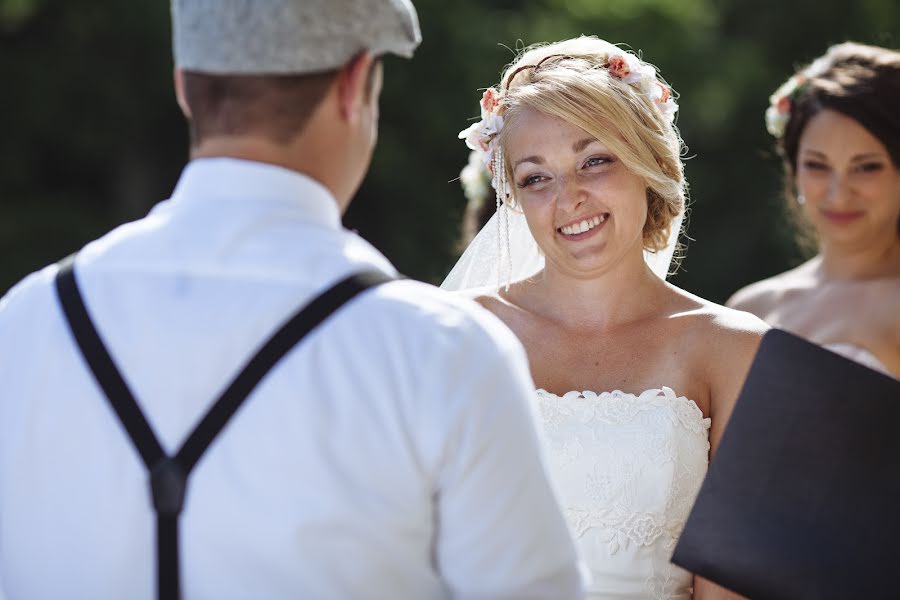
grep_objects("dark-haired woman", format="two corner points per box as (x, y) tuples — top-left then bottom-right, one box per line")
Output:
(729, 42), (900, 379)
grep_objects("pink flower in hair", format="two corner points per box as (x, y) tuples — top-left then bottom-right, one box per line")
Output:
(776, 96), (791, 114)
(480, 88), (500, 116)
(607, 55), (631, 79)
(658, 83), (671, 104)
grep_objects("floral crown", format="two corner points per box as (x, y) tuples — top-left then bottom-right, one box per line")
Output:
(765, 56), (831, 138)
(458, 50), (679, 177)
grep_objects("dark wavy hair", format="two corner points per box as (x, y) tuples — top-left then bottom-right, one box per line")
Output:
(774, 42), (900, 250)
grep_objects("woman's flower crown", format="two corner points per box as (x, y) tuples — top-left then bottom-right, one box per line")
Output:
(764, 75), (809, 138)
(458, 50), (679, 177)
(765, 56), (831, 138)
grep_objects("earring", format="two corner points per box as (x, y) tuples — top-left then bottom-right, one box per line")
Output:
(797, 194), (806, 205)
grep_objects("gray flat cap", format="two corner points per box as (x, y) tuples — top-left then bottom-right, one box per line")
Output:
(172, 0), (421, 75)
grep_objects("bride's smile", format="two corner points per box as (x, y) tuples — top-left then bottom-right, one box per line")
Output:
(557, 211), (609, 238)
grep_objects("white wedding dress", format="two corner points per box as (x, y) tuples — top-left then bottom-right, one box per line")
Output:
(442, 203), (702, 597)
(536, 386), (711, 599)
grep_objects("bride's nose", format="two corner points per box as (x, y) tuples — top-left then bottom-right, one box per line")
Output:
(556, 174), (588, 212)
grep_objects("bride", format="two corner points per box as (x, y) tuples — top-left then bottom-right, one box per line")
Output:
(445, 37), (766, 599)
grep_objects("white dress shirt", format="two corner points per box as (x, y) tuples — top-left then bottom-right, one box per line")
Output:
(0, 159), (581, 600)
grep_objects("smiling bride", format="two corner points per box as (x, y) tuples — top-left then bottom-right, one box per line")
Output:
(444, 36), (767, 599)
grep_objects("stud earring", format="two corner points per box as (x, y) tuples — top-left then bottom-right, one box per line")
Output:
(797, 194), (806, 205)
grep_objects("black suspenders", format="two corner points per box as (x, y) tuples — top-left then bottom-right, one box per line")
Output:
(54, 256), (392, 600)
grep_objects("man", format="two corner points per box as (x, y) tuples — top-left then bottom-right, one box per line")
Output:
(0, 1), (582, 599)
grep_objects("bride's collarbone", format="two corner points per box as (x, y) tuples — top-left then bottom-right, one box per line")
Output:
(483, 294), (722, 408)
(524, 334), (711, 413)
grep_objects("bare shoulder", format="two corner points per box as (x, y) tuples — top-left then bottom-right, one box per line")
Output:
(671, 285), (769, 336)
(453, 285), (498, 304)
(451, 286), (506, 315)
(666, 287), (770, 447)
(704, 303), (769, 361)
(693, 300), (766, 353)
(726, 277), (781, 316)
(726, 259), (817, 318)
(451, 284), (535, 330)
(667, 285), (769, 374)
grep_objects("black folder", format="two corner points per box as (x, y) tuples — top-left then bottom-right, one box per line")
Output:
(671, 328), (900, 600)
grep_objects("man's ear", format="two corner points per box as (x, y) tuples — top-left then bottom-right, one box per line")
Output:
(174, 68), (192, 119)
(336, 52), (375, 124)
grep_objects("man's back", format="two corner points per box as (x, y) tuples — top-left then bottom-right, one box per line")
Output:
(0, 159), (580, 599)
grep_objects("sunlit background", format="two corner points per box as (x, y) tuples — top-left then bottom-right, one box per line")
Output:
(1, 0), (897, 300)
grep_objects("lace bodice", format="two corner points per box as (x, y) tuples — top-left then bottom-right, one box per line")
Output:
(537, 387), (711, 599)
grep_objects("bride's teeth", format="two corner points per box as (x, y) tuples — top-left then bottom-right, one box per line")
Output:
(560, 215), (609, 236)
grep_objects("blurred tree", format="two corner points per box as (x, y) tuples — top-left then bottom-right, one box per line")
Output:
(0, 0), (185, 292)
(1, 0), (897, 301)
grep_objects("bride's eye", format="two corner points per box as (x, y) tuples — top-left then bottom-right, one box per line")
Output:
(518, 174), (547, 188)
(583, 156), (613, 169)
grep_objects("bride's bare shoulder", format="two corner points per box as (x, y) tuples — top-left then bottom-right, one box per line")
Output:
(449, 283), (539, 329)
(450, 286), (503, 309)
(666, 288), (769, 414)
(667, 285), (769, 357)
(454, 278), (535, 307)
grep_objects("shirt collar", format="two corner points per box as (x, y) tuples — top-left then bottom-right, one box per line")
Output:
(168, 158), (342, 231)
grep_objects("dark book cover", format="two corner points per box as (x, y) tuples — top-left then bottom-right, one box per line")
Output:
(672, 329), (900, 599)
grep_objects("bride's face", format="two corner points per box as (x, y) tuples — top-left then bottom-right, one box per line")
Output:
(505, 108), (649, 279)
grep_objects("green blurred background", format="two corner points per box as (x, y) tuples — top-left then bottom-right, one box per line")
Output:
(1, 0), (897, 300)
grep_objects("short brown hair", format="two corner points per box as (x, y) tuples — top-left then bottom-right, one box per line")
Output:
(182, 71), (338, 145)
(182, 58), (382, 145)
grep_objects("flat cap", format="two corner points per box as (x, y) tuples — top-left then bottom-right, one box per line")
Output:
(172, 0), (421, 75)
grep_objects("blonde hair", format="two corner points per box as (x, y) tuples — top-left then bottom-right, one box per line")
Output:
(496, 36), (686, 253)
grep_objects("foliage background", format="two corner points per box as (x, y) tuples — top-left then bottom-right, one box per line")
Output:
(1, 0), (897, 300)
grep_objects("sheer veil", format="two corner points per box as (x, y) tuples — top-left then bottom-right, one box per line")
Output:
(441, 207), (683, 292)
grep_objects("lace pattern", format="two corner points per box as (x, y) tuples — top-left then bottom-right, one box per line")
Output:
(536, 387), (711, 599)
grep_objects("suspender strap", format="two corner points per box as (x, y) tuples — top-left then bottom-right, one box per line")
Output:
(55, 255), (167, 470)
(54, 256), (393, 600)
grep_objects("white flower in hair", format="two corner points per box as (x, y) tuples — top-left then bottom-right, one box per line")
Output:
(658, 96), (678, 123)
(765, 74), (808, 138)
(805, 55), (831, 78)
(606, 50), (645, 84)
(607, 50), (678, 124)
(765, 55), (831, 138)
(645, 80), (678, 123)
(458, 88), (505, 169)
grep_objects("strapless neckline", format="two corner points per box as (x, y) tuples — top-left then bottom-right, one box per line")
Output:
(536, 386), (707, 421)
(823, 343), (894, 378)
